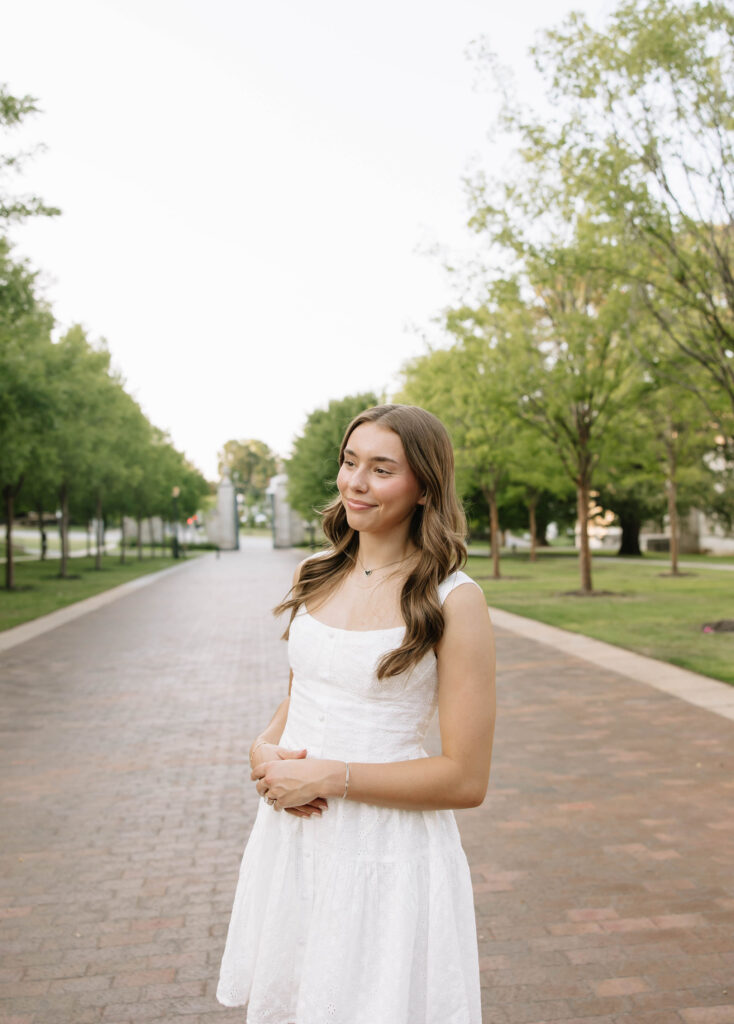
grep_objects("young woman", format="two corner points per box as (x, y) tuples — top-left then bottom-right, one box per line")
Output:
(216, 404), (496, 1024)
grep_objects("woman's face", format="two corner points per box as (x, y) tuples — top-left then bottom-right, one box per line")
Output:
(336, 421), (425, 536)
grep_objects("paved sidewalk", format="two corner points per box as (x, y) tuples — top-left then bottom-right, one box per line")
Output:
(486, 608), (734, 722)
(1, 538), (732, 1024)
(0, 560), (199, 654)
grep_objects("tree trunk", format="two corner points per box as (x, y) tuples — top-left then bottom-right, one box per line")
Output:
(86, 520), (92, 557)
(667, 477), (679, 575)
(148, 517), (155, 557)
(120, 516), (126, 564)
(484, 486), (501, 580)
(528, 497), (538, 563)
(95, 495), (103, 570)
(37, 505), (47, 561)
(577, 476), (593, 594)
(616, 507), (642, 556)
(59, 484), (69, 578)
(137, 517), (143, 560)
(4, 486), (15, 591)
(535, 509), (551, 547)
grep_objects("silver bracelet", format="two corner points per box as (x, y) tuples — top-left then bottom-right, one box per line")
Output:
(343, 761), (350, 799)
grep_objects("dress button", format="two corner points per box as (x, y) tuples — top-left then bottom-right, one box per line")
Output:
(318, 714), (325, 722)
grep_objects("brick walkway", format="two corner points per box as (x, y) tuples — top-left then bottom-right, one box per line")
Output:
(1, 538), (732, 1024)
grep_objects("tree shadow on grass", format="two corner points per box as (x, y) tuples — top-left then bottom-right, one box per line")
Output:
(473, 575), (526, 581)
(559, 589), (624, 597)
(702, 619), (734, 633)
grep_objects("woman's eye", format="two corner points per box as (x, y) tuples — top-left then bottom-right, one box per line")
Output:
(374, 468), (389, 475)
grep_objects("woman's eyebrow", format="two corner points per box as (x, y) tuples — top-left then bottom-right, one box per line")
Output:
(344, 447), (399, 465)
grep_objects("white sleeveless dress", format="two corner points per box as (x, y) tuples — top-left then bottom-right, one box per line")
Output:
(216, 570), (483, 1024)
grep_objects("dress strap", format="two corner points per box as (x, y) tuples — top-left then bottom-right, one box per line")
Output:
(437, 570), (482, 606)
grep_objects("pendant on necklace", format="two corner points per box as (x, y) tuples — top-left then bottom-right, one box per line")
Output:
(364, 569), (373, 576)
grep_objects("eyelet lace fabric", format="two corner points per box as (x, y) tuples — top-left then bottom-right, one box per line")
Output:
(216, 571), (483, 1024)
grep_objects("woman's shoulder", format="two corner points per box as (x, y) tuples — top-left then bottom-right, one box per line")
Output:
(437, 568), (482, 606)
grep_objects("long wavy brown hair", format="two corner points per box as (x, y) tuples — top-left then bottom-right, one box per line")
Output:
(274, 404), (468, 679)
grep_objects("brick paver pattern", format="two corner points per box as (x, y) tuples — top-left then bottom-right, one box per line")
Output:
(1, 538), (733, 1024)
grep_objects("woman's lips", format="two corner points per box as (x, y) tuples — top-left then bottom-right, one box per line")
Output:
(346, 499), (375, 510)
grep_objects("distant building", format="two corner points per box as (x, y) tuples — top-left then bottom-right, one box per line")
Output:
(572, 494), (734, 555)
(641, 509), (734, 557)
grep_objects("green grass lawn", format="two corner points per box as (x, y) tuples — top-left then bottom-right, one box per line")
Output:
(595, 549), (734, 564)
(2, 537), (90, 557)
(467, 552), (734, 686)
(0, 554), (197, 633)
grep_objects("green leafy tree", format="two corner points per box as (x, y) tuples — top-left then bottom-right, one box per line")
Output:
(511, 257), (641, 594)
(504, 431), (573, 562)
(84, 369), (142, 569)
(399, 306), (573, 572)
(46, 325), (115, 577)
(398, 340), (520, 579)
(464, 12), (661, 594)
(85, 384), (153, 566)
(110, 395), (151, 562)
(287, 393), (379, 521)
(435, 257), (640, 593)
(177, 456), (210, 522)
(117, 411), (156, 560)
(21, 448), (59, 561)
(510, 0), (734, 436)
(0, 83), (60, 584)
(599, 324), (725, 565)
(1, 84), (60, 222)
(641, 381), (719, 574)
(595, 439), (667, 557)
(142, 435), (208, 552)
(0, 240), (55, 588)
(461, 0), (734, 586)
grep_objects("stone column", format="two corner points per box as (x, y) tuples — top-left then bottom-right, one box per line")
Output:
(266, 474), (305, 549)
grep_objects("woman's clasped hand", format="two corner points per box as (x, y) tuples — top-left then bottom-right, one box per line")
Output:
(251, 747), (341, 816)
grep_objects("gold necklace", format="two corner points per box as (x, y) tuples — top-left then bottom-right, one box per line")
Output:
(356, 551), (415, 577)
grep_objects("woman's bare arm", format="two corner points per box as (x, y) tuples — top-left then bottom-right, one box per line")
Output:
(249, 559), (329, 818)
(249, 694), (290, 760)
(253, 583), (496, 812)
(249, 558), (305, 762)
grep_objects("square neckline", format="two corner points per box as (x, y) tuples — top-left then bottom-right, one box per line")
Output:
(300, 569), (476, 635)
(303, 608), (405, 634)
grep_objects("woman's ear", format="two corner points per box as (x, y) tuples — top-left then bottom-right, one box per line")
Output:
(417, 492), (427, 506)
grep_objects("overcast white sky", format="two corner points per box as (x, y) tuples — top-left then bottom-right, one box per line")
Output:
(2, 0), (611, 479)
